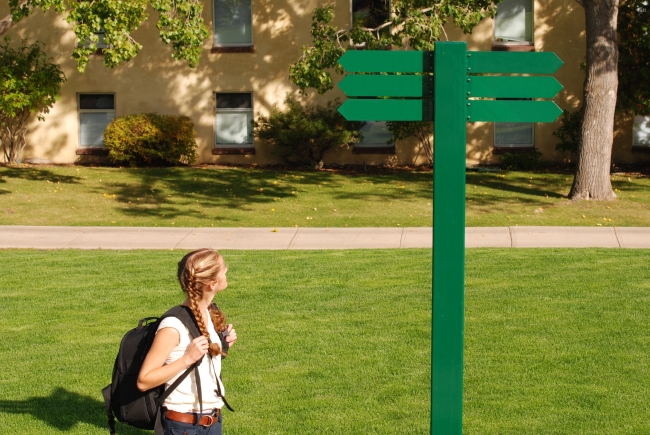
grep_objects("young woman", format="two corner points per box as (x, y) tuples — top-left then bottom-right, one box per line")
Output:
(137, 248), (237, 435)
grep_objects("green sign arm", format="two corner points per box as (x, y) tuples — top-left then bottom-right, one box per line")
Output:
(338, 99), (431, 121)
(468, 76), (562, 99)
(467, 51), (563, 74)
(338, 50), (433, 73)
(338, 75), (433, 98)
(467, 100), (563, 122)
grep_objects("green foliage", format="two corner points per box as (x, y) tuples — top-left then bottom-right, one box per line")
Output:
(500, 148), (543, 171)
(553, 109), (581, 154)
(104, 112), (197, 167)
(618, 0), (650, 115)
(289, 1), (499, 94)
(8, 0), (208, 72)
(387, 121), (433, 164)
(0, 37), (66, 163)
(253, 97), (362, 167)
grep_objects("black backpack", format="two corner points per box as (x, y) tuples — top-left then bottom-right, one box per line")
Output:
(101, 306), (205, 435)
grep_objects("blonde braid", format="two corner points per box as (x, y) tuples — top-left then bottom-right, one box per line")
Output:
(209, 303), (226, 334)
(186, 267), (222, 357)
(178, 248), (227, 357)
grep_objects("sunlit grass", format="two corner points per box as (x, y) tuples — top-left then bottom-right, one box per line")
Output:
(0, 249), (648, 434)
(465, 170), (650, 227)
(1, 165), (649, 227)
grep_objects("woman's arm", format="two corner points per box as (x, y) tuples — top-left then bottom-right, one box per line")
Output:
(136, 327), (209, 391)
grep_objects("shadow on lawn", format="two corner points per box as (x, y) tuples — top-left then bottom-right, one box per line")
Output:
(91, 168), (433, 221)
(0, 387), (148, 434)
(0, 167), (83, 184)
(466, 172), (567, 206)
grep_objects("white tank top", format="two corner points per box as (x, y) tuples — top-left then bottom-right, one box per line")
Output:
(157, 309), (225, 412)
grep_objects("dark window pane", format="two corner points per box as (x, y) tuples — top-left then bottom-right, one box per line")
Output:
(79, 94), (115, 110)
(216, 93), (252, 109)
(353, 0), (390, 29)
(213, 0), (252, 45)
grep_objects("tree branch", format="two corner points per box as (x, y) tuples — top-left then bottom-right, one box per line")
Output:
(0, 0), (29, 37)
(574, 0), (585, 7)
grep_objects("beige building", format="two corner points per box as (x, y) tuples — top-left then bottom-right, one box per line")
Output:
(2, 0), (649, 166)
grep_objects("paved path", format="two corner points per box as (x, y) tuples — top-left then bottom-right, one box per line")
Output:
(1, 226), (650, 249)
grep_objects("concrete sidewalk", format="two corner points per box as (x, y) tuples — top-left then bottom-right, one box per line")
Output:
(1, 226), (650, 249)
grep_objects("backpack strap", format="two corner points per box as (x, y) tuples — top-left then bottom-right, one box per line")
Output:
(101, 384), (116, 435)
(156, 306), (205, 417)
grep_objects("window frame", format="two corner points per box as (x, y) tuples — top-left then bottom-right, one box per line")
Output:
(354, 121), (395, 149)
(492, 97), (535, 150)
(632, 115), (650, 148)
(212, 0), (253, 48)
(214, 92), (255, 149)
(493, 0), (534, 46)
(77, 93), (116, 149)
(81, 28), (110, 53)
(493, 121), (535, 149)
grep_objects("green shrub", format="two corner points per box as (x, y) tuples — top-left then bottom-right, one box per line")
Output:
(553, 109), (581, 154)
(0, 38), (66, 164)
(500, 148), (543, 171)
(253, 97), (362, 167)
(104, 113), (197, 167)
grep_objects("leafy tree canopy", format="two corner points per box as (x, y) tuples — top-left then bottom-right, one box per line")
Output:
(289, 0), (499, 95)
(618, 0), (650, 115)
(8, 0), (208, 72)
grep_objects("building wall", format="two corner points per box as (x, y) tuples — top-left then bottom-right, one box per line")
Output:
(1, 0), (647, 166)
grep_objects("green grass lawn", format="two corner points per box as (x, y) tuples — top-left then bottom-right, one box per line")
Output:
(0, 249), (648, 434)
(1, 165), (649, 227)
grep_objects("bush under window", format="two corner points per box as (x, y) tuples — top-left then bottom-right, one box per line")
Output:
(253, 97), (362, 167)
(104, 113), (197, 167)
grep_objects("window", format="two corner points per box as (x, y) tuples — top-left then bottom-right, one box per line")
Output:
(78, 94), (115, 148)
(352, 0), (390, 29)
(351, 0), (390, 47)
(215, 93), (253, 147)
(82, 28), (109, 50)
(633, 115), (650, 147)
(356, 122), (393, 148)
(494, 0), (533, 44)
(494, 98), (534, 149)
(213, 0), (252, 47)
(494, 122), (534, 148)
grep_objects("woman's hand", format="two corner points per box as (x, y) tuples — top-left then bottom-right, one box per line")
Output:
(183, 336), (209, 365)
(225, 324), (237, 347)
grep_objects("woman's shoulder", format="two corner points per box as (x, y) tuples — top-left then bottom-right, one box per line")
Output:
(158, 315), (190, 334)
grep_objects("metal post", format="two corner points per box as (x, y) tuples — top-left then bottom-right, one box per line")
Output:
(431, 41), (467, 435)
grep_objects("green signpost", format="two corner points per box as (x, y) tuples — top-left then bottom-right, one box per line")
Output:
(337, 41), (563, 434)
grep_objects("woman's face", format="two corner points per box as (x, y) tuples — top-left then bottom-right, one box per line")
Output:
(213, 259), (228, 292)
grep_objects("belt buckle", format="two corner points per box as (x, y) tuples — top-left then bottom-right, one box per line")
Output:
(201, 415), (215, 427)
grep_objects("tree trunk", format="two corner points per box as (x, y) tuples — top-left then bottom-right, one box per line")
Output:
(569, 0), (619, 200)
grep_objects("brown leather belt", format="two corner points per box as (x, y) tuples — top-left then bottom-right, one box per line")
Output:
(164, 408), (221, 426)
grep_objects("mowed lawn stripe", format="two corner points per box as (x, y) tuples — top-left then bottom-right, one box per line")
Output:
(0, 249), (648, 434)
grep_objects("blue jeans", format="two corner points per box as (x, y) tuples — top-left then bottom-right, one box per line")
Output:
(162, 410), (223, 435)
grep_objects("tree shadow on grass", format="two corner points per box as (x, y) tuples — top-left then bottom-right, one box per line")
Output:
(0, 167), (83, 184)
(90, 167), (433, 221)
(466, 172), (566, 207)
(0, 387), (148, 434)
